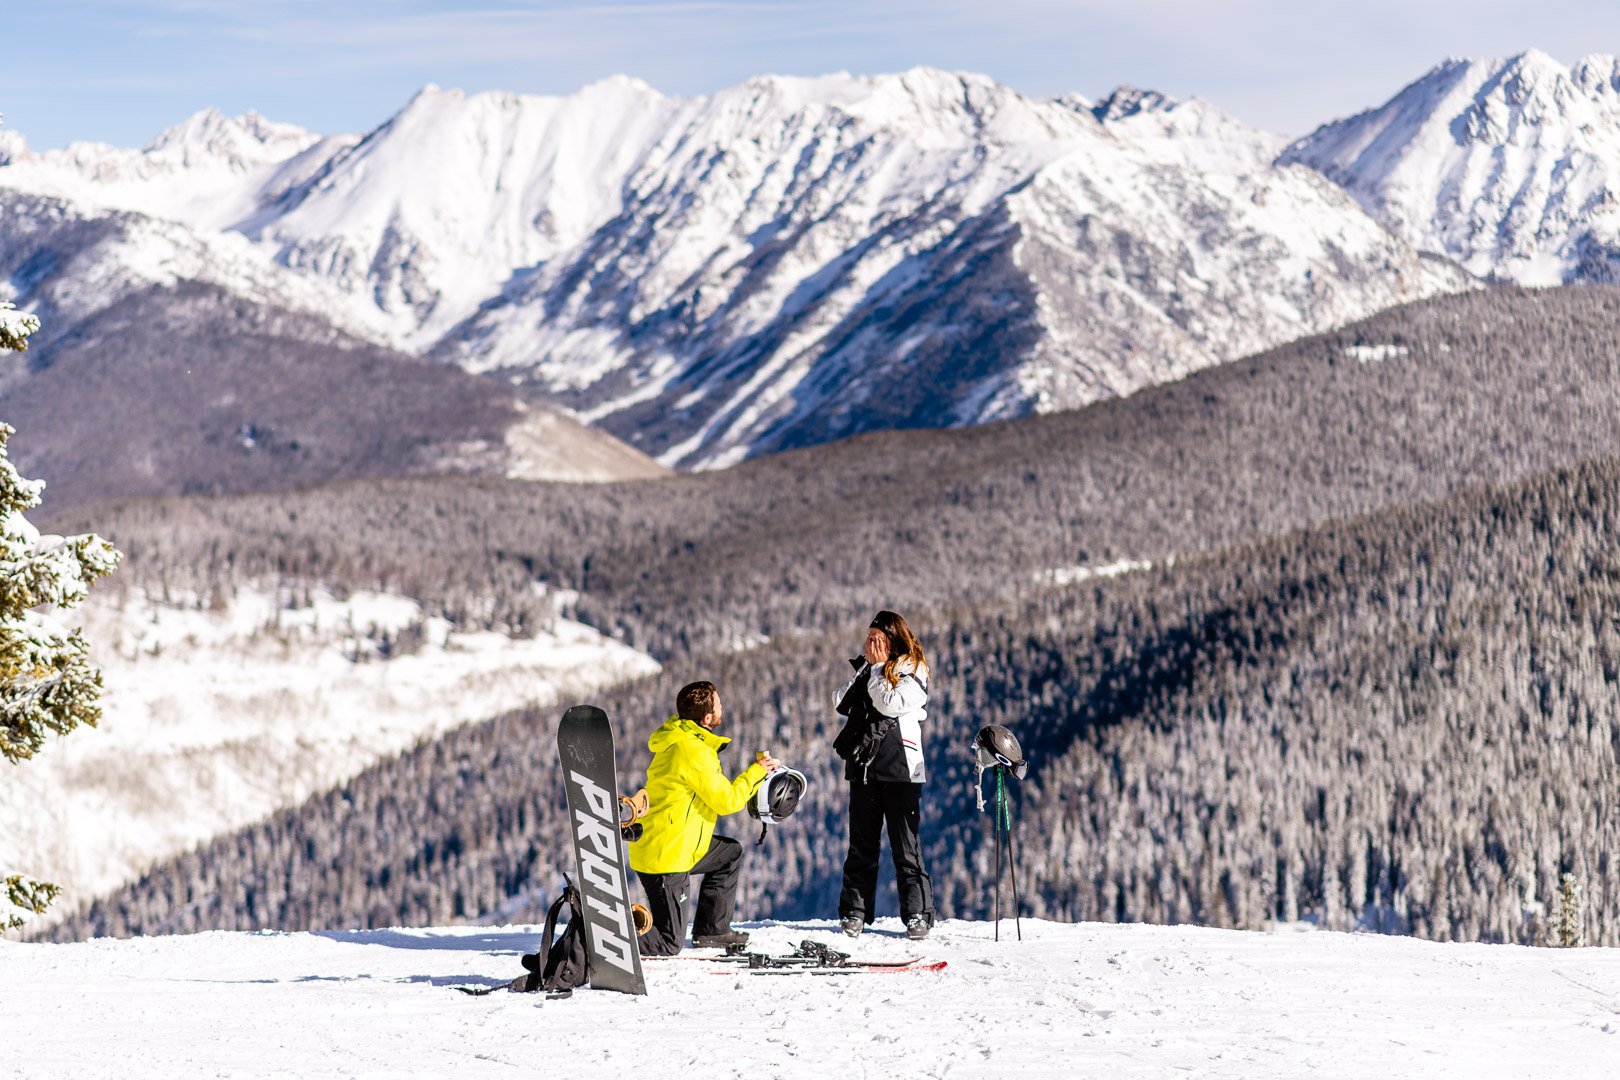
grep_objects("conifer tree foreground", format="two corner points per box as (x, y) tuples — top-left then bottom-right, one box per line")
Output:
(0, 300), (121, 929)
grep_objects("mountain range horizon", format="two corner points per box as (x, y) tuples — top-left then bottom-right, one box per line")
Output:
(2, 44), (1607, 151)
(4, 44), (1620, 496)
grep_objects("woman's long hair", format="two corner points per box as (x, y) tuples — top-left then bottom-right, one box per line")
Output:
(871, 610), (927, 687)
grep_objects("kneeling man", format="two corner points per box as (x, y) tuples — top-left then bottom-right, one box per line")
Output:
(630, 680), (778, 954)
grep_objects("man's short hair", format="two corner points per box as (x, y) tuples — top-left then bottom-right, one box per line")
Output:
(676, 681), (719, 722)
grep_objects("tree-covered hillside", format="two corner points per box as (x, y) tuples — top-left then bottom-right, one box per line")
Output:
(31, 284), (1620, 947)
(0, 275), (661, 510)
(46, 452), (1620, 946)
(51, 284), (1620, 661)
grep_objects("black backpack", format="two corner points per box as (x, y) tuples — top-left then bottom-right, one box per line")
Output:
(460, 878), (590, 997)
(520, 879), (591, 994)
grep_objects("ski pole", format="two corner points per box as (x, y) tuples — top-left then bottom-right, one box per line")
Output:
(1003, 767), (1023, 941)
(993, 769), (1003, 941)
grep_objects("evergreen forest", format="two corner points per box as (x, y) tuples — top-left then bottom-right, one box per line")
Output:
(33, 285), (1620, 947)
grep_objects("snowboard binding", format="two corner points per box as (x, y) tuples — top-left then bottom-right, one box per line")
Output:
(619, 788), (650, 842)
(728, 939), (855, 969)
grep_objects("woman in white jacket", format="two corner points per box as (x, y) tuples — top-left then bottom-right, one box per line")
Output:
(832, 610), (936, 940)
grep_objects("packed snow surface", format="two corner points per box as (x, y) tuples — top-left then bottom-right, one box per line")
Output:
(0, 586), (659, 924)
(7, 918), (1618, 1078)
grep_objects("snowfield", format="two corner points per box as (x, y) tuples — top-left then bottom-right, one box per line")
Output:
(8, 918), (1616, 1078)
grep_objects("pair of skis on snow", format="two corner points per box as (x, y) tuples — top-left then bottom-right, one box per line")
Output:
(646, 937), (946, 975)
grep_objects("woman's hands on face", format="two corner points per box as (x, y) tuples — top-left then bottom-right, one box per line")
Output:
(863, 628), (891, 666)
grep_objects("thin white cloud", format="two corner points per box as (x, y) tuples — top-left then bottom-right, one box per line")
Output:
(11, 0), (1620, 146)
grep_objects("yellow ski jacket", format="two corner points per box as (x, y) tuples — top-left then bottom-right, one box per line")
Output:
(627, 716), (767, 875)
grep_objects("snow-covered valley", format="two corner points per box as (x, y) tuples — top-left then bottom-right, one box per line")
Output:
(8, 917), (1617, 1078)
(0, 585), (659, 926)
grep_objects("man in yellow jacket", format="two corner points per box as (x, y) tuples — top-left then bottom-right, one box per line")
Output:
(630, 680), (778, 954)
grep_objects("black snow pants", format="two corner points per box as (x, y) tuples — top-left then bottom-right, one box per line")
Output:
(635, 835), (742, 956)
(839, 779), (934, 925)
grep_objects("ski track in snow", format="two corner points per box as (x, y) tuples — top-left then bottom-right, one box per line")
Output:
(7, 918), (1618, 1078)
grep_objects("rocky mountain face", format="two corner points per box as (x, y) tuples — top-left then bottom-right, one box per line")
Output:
(1, 70), (1470, 469)
(0, 191), (664, 510)
(1283, 49), (1620, 285)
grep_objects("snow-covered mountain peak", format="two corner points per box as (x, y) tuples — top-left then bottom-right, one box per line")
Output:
(1283, 49), (1620, 284)
(1570, 53), (1620, 94)
(1311, 49), (1620, 153)
(142, 107), (318, 169)
(248, 75), (685, 343)
(0, 129), (26, 166)
(583, 72), (660, 94)
(852, 67), (1084, 143)
(0, 106), (334, 231)
(394, 75), (668, 120)
(1498, 46), (1566, 77)
(680, 67), (1077, 149)
(1092, 85), (1180, 122)
(1454, 50), (1620, 141)
(1051, 90), (1096, 114)
(1089, 86), (1284, 168)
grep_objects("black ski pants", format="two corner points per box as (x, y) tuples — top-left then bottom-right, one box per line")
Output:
(839, 779), (934, 925)
(635, 835), (742, 956)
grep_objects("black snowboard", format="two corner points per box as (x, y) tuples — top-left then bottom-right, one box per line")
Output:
(557, 705), (648, 996)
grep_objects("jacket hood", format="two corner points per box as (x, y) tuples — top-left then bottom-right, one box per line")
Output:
(647, 715), (731, 754)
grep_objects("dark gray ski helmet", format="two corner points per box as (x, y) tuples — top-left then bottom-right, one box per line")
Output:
(974, 726), (1027, 779)
(749, 766), (808, 828)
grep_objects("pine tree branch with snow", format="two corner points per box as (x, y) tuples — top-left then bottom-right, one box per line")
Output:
(0, 304), (122, 930)
(0, 302), (39, 352)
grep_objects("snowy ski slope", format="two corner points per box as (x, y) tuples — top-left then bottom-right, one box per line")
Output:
(8, 917), (1618, 1078)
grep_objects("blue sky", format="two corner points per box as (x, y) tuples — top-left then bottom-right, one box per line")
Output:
(5, 0), (1620, 148)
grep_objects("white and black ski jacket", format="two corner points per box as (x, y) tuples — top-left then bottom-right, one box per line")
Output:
(835, 657), (929, 783)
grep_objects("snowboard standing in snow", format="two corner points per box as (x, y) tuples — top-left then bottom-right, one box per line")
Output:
(557, 705), (647, 996)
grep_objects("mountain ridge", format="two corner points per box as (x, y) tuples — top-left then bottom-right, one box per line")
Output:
(20, 50), (1620, 471)
(1, 66), (1470, 469)
(1283, 49), (1620, 284)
